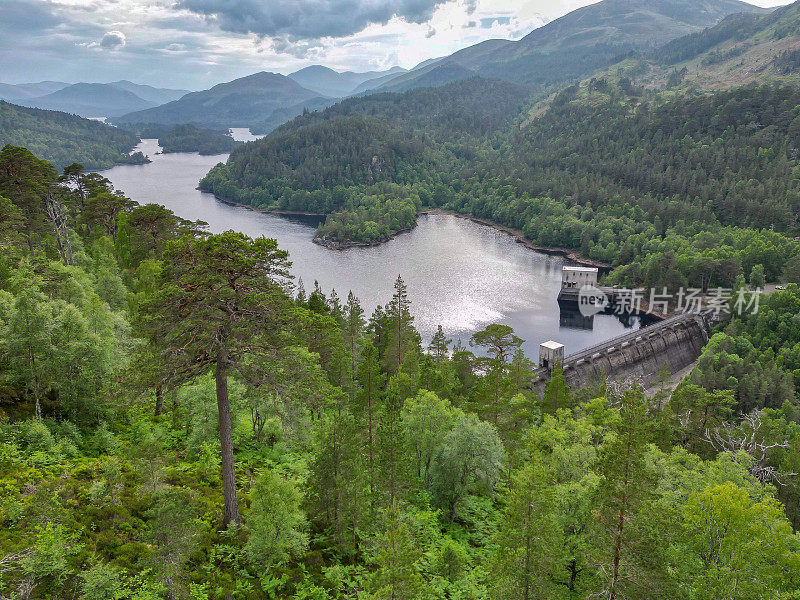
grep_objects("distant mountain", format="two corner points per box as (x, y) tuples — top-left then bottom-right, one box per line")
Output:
(0, 101), (145, 170)
(351, 71), (409, 94)
(380, 0), (767, 91)
(116, 71), (331, 129)
(20, 83), (156, 118)
(368, 62), (478, 94)
(288, 65), (406, 97)
(352, 58), (444, 94)
(0, 81), (69, 101)
(108, 81), (189, 105)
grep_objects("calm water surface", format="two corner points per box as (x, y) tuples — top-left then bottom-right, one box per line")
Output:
(105, 139), (640, 359)
(229, 128), (265, 142)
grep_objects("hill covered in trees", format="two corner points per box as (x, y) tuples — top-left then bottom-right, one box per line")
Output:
(0, 102), (147, 170)
(2, 143), (800, 598)
(157, 124), (241, 155)
(199, 71), (800, 288)
(116, 72), (332, 130)
(199, 77), (529, 242)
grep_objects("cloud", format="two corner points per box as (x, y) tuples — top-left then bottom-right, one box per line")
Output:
(81, 30), (127, 50)
(0, 0), (60, 37)
(100, 30), (127, 50)
(176, 0), (450, 40)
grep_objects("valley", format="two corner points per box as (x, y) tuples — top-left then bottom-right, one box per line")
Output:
(3, 1), (800, 599)
(102, 138), (641, 360)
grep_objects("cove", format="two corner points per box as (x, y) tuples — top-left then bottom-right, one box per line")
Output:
(103, 139), (641, 360)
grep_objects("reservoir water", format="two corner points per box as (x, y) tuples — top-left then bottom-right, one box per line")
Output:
(104, 139), (641, 359)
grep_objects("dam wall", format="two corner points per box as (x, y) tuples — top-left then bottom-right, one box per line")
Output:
(530, 312), (712, 395)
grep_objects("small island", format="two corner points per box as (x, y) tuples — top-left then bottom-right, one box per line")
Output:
(158, 124), (242, 155)
(313, 183), (420, 248)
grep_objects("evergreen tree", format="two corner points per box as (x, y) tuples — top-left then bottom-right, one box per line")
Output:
(139, 231), (292, 525)
(385, 275), (417, 373)
(595, 388), (658, 600)
(428, 325), (451, 362)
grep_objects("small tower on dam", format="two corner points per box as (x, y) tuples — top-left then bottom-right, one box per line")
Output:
(558, 265), (607, 309)
(561, 266), (598, 289)
(539, 340), (565, 370)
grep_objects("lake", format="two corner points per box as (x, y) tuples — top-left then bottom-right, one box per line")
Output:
(103, 138), (641, 360)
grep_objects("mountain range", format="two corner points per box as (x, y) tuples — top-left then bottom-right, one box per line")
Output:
(0, 0), (779, 136)
(364, 0), (768, 93)
(0, 80), (189, 118)
(286, 65), (407, 97)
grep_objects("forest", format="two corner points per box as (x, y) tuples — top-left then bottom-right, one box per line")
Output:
(0, 102), (147, 171)
(2, 142), (800, 599)
(157, 125), (241, 156)
(314, 183), (420, 246)
(201, 76), (800, 292)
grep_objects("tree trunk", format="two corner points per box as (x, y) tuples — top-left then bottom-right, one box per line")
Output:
(155, 385), (164, 416)
(216, 352), (241, 526)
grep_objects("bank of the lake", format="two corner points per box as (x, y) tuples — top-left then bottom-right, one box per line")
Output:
(102, 139), (642, 360)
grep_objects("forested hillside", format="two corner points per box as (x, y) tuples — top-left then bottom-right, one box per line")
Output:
(199, 78), (528, 243)
(2, 143), (800, 599)
(200, 72), (800, 287)
(376, 0), (764, 92)
(0, 102), (147, 170)
(157, 124), (241, 155)
(478, 81), (800, 287)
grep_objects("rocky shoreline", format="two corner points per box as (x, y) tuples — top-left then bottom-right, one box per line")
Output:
(313, 222), (417, 250)
(420, 209), (611, 269)
(203, 194), (609, 267)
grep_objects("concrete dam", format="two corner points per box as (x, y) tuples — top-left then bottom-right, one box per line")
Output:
(530, 311), (713, 395)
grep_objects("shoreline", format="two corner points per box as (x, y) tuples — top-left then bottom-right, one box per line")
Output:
(313, 222), (418, 250)
(200, 191), (328, 217)
(420, 208), (612, 269)
(204, 192), (609, 267)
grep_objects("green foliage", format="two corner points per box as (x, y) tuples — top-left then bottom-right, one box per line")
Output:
(4, 112), (800, 598)
(245, 469), (308, 569)
(0, 102), (145, 170)
(429, 413), (505, 521)
(316, 183), (420, 245)
(157, 124), (241, 155)
(23, 523), (81, 584)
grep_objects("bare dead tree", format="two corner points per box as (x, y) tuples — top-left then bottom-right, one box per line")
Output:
(44, 192), (73, 266)
(704, 410), (798, 485)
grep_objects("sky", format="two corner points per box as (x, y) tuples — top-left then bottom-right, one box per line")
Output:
(0, 0), (790, 90)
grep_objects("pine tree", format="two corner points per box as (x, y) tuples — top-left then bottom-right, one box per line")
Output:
(595, 388), (657, 600)
(428, 325), (451, 362)
(139, 232), (292, 525)
(385, 275), (417, 372)
(368, 504), (427, 600)
(344, 291), (365, 390)
(541, 363), (571, 415)
(356, 341), (386, 507)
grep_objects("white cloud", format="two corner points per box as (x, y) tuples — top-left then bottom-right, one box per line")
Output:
(100, 30), (126, 49)
(0, 0), (792, 89)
